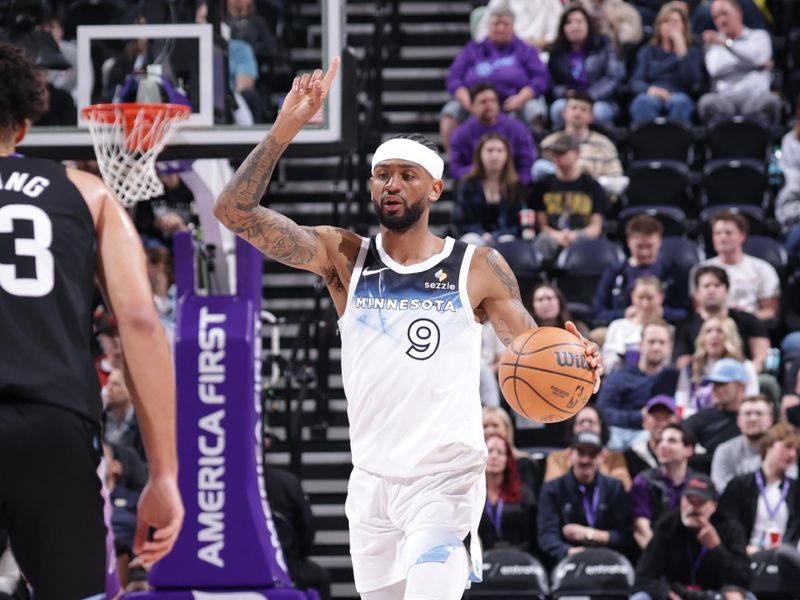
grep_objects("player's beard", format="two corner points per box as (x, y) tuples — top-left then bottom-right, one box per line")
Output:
(374, 196), (427, 232)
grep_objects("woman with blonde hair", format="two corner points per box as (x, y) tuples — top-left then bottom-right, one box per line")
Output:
(675, 316), (759, 413)
(628, 2), (702, 123)
(483, 406), (540, 494)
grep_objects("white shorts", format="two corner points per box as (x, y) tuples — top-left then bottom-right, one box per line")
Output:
(345, 465), (486, 593)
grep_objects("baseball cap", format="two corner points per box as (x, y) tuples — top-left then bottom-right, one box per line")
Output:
(645, 395), (677, 414)
(706, 358), (749, 384)
(570, 431), (603, 451)
(682, 473), (717, 501)
(544, 133), (580, 154)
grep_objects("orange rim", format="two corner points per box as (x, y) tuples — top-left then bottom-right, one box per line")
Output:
(81, 103), (191, 151)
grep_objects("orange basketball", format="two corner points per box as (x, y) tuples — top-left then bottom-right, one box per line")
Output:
(498, 327), (594, 423)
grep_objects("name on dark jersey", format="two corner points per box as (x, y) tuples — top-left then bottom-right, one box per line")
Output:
(0, 171), (50, 198)
(355, 296), (457, 312)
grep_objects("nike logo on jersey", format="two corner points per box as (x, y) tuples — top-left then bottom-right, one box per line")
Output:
(362, 267), (389, 276)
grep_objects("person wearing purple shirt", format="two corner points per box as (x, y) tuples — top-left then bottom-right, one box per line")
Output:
(449, 84), (536, 184)
(440, 6), (550, 151)
(630, 421), (698, 550)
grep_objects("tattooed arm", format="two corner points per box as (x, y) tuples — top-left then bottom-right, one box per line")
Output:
(213, 58), (353, 276)
(470, 247), (603, 392)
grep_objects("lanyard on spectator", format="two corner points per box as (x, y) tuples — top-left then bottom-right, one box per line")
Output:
(687, 543), (708, 585)
(755, 470), (790, 522)
(485, 499), (504, 538)
(579, 484), (600, 527)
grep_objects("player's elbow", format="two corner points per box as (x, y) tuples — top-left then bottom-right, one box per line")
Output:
(114, 303), (163, 338)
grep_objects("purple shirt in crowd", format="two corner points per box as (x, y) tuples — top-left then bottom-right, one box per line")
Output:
(630, 469), (689, 520)
(446, 36), (550, 102)
(448, 112), (537, 184)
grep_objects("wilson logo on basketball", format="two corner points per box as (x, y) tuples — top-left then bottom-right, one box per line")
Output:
(554, 351), (592, 371)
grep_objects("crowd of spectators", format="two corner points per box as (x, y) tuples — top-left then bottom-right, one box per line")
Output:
(460, 2), (800, 595)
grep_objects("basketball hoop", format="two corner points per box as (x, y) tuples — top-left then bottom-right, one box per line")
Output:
(81, 103), (191, 207)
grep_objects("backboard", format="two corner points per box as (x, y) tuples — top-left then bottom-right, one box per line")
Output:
(18, 0), (344, 160)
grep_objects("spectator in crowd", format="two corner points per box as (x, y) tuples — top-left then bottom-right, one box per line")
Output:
(440, 6), (550, 151)
(102, 368), (146, 464)
(544, 405), (632, 490)
(783, 369), (800, 426)
(449, 84), (536, 184)
(529, 133), (608, 263)
(628, 2), (703, 124)
(483, 406), (541, 495)
(698, 0), (781, 125)
(713, 395), (796, 495)
(601, 276), (666, 374)
(479, 434), (538, 553)
(592, 214), (689, 329)
(692, 211), (781, 323)
(776, 98), (800, 260)
(547, 4), (624, 129)
(577, 0), (644, 51)
(596, 320), (680, 450)
(631, 473), (751, 599)
(146, 246), (176, 346)
(453, 133), (525, 246)
(625, 395), (681, 478)
(718, 423), (800, 581)
(472, 0), (563, 51)
(537, 431), (631, 568)
(225, 0), (278, 61)
(529, 282), (591, 337)
(480, 322), (505, 407)
(45, 16), (77, 104)
(264, 456), (332, 600)
(106, 440), (149, 495)
(101, 441), (140, 579)
(675, 316), (760, 413)
(534, 90), (627, 197)
(630, 423), (698, 550)
(94, 306), (123, 387)
(685, 358), (748, 458)
(675, 266), (770, 374)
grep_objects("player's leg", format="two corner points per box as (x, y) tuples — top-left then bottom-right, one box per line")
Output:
(393, 467), (485, 600)
(403, 539), (469, 600)
(361, 579), (406, 600)
(347, 468), (407, 597)
(0, 402), (106, 599)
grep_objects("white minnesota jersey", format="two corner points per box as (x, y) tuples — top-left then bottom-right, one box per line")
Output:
(339, 234), (487, 477)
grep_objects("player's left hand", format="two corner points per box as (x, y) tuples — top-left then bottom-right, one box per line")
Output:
(565, 321), (603, 393)
(134, 474), (185, 566)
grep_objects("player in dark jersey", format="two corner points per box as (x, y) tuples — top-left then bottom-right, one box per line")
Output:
(215, 59), (603, 600)
(0, 42), (183, 598)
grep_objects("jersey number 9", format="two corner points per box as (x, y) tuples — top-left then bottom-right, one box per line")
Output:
(406, 318), (440, 360)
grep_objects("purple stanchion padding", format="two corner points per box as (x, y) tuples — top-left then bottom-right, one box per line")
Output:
(126, 588), (309, 599)
(143, 232), (295, 591)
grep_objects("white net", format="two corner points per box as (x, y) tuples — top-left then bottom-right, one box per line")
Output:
(82, 103), (190, 207)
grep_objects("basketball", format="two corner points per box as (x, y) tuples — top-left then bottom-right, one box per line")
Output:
(498, 327), (594, 423)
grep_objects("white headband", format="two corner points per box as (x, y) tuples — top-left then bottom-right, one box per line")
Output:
(371, 138), (444, 180)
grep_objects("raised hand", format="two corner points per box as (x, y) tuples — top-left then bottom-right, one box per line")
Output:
(276, 57), (340, 136)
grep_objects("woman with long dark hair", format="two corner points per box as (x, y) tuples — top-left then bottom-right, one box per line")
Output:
(547, 3), (624, 128)
(453, 133), (524, 246)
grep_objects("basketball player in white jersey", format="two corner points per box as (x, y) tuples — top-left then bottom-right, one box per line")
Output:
(214, 58), (602, 600)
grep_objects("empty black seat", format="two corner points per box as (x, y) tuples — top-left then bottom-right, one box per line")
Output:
(705, 115), (772, 161)
(464, 547), (549, 599)
(701, 158), (767, 208)
(625, 159), (693, 212)
(619, 206), (688, 237)
(627, 118), (693, 162)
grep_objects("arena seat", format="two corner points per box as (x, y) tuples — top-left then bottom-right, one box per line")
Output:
(625, 160), (693, 212)
(705, 116), (772, 161)
(549, 547), (635, 599)
(699, 204), (766, 236)
(743, 235), (789, 278)
(463, 547), (548, 599)
(494, 239), (545, 300)
(618, 206), (689, 237)
(553, 238), (626, 324)
(748, 548), (800, 600)
(659, 236), (705, 283)
(626, 118), (693, 162)
(701, 158), (767, 209)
